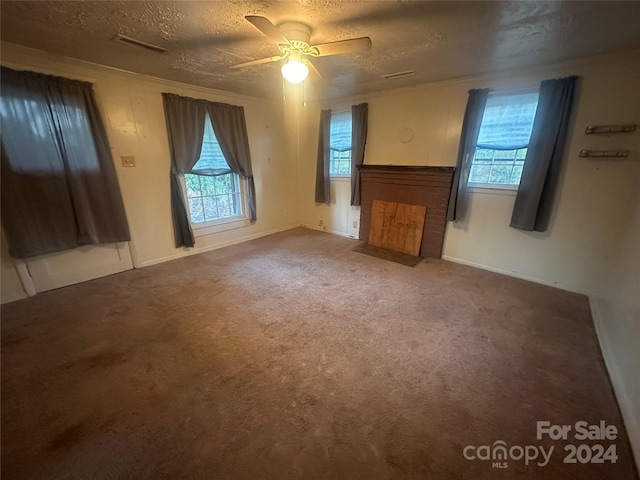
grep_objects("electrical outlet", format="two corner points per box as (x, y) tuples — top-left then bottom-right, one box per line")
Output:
(121, 155), (136, 167)
(319, 220), (323, 227)
(284, 210), (289, 218)
(352, 221), (358, 229)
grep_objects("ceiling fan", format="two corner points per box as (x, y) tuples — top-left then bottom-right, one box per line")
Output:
(229, 16), (372, 84)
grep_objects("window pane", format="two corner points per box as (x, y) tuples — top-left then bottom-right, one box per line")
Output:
(185, 171), (244, 223)
(189, 198), (205, 223)
(515, 148), (528, 160)
(232, 194), (242, 216)
(214, 174), (232, 194)
(489, 165), (513, 184)
(200, 175), (216, 196)
(469, 164), (491, 183)
(330, 149), (351, 175)
(470, 147), (528, 186)
(185, 174), (201, 197)
(474, 148), (494, 161)
(494, 149), (517, 160)
(202, 196), (217, 222)
(219, 194), (234, 218)
(510, 165), (524, 184)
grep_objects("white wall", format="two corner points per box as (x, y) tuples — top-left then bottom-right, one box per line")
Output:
(1, 43), (299, 302)
(589, 180), (640, 468)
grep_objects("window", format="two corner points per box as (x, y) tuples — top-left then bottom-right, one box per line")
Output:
(0, 67), (130, 258)
(184, 114), (245, 225)
(329, 111), (352, 176)
(469, 92), (539, 188)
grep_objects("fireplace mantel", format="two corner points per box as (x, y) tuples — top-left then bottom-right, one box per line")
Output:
(358, 165), (455, 174)
(357, 165), (455, 258)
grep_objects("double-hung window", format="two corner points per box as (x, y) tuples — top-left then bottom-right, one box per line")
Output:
(0, 67), (130, 258)
(183, 114), (245, 225)
(469, 91), (539, 189)
(329, 111), (352, 176)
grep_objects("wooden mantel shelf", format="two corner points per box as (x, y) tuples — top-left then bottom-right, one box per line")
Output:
(358, 165), (455, 174)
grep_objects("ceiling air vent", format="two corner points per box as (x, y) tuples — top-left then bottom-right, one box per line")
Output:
(112, 34), (167, 54)
(382, 70), (415, 80)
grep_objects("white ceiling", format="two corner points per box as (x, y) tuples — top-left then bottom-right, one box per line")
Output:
(1, 1), (639, 100)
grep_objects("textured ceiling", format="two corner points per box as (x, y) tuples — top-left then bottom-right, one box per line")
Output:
(1, 1), (640, 100)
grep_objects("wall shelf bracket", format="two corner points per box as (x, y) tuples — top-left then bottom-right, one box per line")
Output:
(584, 124), (636, 135)
(579, 150), (629, 158)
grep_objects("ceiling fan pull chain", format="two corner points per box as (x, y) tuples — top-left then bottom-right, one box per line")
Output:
(282, 75), (286, 102)
(303, 79), (307, 108)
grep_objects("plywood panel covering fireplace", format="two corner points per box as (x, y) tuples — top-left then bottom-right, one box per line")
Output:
(358, 165), (455, 258)
(369, 200), (427, 256)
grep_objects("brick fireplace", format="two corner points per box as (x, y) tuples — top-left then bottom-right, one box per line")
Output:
(357, 165), (455, 258)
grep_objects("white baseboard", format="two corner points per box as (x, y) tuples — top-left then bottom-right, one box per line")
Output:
(0, 291), (28, 304)
(138, 223), (301, 268)
(301, 224), (358, 240)
(589, 296), (640, 473)
(441, 255), (582, 294)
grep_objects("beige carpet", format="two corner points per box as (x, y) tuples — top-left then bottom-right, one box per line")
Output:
(1, 228), (637, 479)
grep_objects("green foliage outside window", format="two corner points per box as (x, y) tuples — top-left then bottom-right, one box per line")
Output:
(185, 173), (242, 223)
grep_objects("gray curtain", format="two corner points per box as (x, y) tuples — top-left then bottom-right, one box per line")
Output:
(208, 103), (257, 222)
(350, 103), (368, 206)
(510, 76), (578, 231)
(0, 67), (130, 259)
(447, 88), (490, 222)
(162, 93), (209, 248)
(314, 109), (332, 204)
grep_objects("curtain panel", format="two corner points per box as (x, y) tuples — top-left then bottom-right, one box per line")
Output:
(0, 67), (130, 259)
(510, 76), (578, 232)
(162, 93), (209, 248)
(447, 88), (490, 222)
(162, 93), (256, 248)
(314, 109), (332, 204)
(350, 103), (368, 206)
(207, 102), (257, 223)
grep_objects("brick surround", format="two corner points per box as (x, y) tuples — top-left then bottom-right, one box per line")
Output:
(358, 165), (455, 258)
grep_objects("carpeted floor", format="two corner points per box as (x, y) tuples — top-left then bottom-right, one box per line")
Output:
(1, 228), (637, 479)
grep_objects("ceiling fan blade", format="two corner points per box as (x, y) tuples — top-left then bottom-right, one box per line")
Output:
(312, 37), (372, 57)
(306, 60), (323, 82)
(245, 15), (291, 45)
(229, 55), (284, 69)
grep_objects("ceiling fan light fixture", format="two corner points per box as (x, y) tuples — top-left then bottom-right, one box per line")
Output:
(281, 51), (309, 84)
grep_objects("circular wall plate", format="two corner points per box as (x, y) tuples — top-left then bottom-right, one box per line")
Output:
(399, 127), (414, 144)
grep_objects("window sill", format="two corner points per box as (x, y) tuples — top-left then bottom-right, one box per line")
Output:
(468, 184), (518, 196)
(192, 216), (250, 238)
(330, 175), (351, 182)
